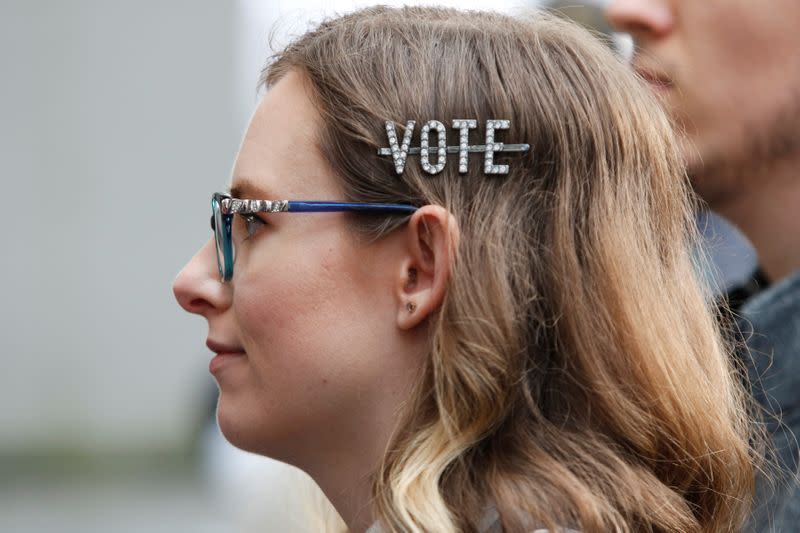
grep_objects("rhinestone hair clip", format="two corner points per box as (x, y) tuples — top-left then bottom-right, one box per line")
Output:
(378, 119), (530, 175)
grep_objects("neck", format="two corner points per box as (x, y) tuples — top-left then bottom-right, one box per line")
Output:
(277, 386), (409, 532)
(714, 157), (800, 283)
(275, 415), (386, 532)
(307, 448), (377, 532)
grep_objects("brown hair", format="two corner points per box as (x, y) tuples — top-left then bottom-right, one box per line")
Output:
(264, 7), (758, 532)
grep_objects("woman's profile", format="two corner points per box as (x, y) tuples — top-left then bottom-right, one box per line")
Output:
(174, 7), (759, 532)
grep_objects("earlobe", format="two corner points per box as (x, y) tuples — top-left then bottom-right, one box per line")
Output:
(395, 205), (459, 330)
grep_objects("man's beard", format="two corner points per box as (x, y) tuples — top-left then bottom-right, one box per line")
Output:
(687, 89), (800, 212)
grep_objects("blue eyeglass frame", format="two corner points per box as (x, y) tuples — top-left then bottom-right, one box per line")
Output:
(210, 192), (418, 281)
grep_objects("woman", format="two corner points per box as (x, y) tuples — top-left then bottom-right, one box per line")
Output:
(174, 7), (759, 532)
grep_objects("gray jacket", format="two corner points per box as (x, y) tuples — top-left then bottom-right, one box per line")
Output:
(740, 270), (800, 532)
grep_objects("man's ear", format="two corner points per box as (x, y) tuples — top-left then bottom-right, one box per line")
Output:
(395, 205), (460, 330)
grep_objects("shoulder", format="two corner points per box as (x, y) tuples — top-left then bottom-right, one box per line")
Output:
(739, 268), (800, 335)
(737, 269), (800, 371)
(737, 268), (800, 375)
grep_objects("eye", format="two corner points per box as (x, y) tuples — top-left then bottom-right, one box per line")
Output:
(241, 214), (267, 240)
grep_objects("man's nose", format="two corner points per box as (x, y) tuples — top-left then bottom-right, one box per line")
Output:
(605, 0), (674, 40)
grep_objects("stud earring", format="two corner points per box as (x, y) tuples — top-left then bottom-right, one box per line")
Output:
(406, 301), (417, 313)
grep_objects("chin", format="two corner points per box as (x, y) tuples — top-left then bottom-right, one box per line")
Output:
(686, 158), (745, 212)
(680, 132), (751, 209)
(215, 397), (300, 463)
(678, 134), (702, 172)
(215, 397), (263, 454)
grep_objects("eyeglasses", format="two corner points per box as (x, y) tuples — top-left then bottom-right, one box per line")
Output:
(210, 192), (418, 281)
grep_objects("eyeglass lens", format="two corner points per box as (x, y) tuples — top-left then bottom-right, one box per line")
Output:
(211, 195), (231, 280)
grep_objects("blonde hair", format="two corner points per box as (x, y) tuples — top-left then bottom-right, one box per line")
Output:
(264, 7), (759, 532)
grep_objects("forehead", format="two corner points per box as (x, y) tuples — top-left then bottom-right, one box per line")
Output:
(231, 71), (339, 199)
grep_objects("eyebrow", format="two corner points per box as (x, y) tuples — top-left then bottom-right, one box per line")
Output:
(228, 178), (274, 199)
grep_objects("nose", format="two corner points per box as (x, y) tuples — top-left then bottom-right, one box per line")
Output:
(173, 238), (231, 317)
(605, 0), (674, 40)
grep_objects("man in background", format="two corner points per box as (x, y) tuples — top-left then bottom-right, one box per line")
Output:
(605, 1), (800, 529)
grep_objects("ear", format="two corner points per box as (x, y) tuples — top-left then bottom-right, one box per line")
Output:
(395, 205), (460, 330)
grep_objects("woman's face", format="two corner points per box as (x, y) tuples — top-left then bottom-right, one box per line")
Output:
(173, 72), (423, 464)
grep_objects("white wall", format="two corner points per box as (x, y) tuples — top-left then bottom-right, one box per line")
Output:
(233, 0), (529, 121)
(0, 0), (240, 454)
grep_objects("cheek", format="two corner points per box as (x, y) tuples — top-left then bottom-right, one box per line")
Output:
(219, 248), (355, 451)
(235, 246), (340, 373)
(233, 237), (388, 396)
(682, 6), (793, 122)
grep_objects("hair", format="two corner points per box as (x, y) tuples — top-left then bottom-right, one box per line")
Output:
(262, 7), (760, 532)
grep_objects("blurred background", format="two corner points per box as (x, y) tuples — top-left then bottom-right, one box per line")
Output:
(0, 0), (754, 531)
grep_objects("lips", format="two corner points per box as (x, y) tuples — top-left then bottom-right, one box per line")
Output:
(633, 65), (674, 92)
(207, 339), (246, 375)
(206, 338), (246, 355)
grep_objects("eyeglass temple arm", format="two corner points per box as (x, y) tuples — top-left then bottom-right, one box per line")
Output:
(287, 201), (417, 213)
(220, 197), (417, 215)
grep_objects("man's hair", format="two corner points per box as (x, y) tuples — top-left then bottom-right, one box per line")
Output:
(264, 7), (760, 532)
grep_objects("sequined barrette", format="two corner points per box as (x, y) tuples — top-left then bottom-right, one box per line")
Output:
(378, 119), (530, 175)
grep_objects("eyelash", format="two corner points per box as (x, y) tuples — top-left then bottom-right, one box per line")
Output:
(241, 214), (267, 240)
